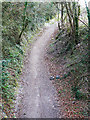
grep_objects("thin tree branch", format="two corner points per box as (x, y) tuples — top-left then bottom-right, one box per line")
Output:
(78, 18), (88, 27)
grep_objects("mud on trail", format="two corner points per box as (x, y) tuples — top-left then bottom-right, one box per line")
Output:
(16, 23), (60, 118)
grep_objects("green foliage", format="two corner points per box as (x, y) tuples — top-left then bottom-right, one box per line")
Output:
(1, 2), (57, 118)
(72, 86), (88, 100)
(61, 72), (71, 79)
(2, 2), (57, 45)
(58, 90), (62, 93)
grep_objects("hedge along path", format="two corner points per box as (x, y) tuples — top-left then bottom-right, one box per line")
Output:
(16, 23), (60, 118)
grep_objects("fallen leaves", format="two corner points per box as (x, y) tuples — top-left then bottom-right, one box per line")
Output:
(44, 33), (89, 118)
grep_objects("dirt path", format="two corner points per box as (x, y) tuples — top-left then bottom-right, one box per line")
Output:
(16, 23), (59, 118)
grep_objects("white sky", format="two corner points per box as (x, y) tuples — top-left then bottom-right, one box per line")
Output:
(0, 0), (90, 8)
(79, 0), (90, 8)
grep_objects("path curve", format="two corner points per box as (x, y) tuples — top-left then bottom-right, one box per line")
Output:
(16, 23), (59, 118)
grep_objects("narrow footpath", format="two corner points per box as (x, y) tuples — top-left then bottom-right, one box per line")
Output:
(16, 23), (59, 118)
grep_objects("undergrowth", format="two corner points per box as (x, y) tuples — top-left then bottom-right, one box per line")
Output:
(48, 25), (89, 117)
(1, 42), (25, 118)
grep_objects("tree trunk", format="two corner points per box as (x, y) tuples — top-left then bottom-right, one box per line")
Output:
(65, 2), (73, 30)
(75, 2), (79, 44)
(57, 3), (61, 30)
(61, 2), (64, 27)
(18, 21), (28, 44)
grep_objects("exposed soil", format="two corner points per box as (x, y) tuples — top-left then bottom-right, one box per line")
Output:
(16, 23), (60, 118)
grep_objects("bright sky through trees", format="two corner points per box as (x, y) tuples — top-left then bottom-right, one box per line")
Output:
(79, 0), (90, 8)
